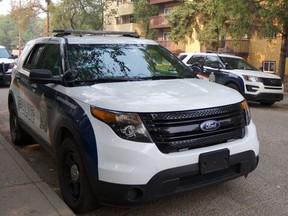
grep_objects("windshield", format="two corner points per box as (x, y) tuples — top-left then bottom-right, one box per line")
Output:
(67, 44), (195, 82)
(221, 56), (258, 71)
(0, 47), (10, 58)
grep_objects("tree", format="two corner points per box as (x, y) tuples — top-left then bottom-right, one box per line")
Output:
(133, 0), (158, 38)
(257, 0), (288, 81)
(0, 15), (18, 51)
(50, 0), (116, 31)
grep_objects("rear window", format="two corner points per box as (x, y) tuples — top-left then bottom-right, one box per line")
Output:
(178, 54), (187, 61)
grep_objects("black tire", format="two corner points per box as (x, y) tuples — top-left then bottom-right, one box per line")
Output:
(260, 101), (275, 106)
(9, 102), (28, 145)
(58, 137), (99, 213)
(226, 83), (240, 92)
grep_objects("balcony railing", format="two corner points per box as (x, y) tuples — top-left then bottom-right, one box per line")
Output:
(157, 40), (185, 55)
(149, 16), (170, 29)
(218, 40), (250, 54)
(150, 0), (178, 4)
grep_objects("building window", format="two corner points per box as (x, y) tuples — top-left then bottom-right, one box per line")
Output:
(116, 17), (121, 25)
(163, 32), (170, 41)
(164, 8), (172, 15)
(262, 61), (276, 73)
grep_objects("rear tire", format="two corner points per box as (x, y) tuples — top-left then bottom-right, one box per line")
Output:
(58, 136), (99, 213)
(9, 102), (28, 145)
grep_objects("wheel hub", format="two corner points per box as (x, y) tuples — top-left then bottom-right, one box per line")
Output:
(70, 164), (79, 182)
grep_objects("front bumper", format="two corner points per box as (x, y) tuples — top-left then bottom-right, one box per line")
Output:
(93, 150), (259, 206)
(244, 82), (284, 102)
(245, 92), (284, 102)
(89, 118), (259, 205)
(0, 70), (12, 83)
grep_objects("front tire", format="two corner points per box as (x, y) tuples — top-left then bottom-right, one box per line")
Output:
(58, 136), (98, 213)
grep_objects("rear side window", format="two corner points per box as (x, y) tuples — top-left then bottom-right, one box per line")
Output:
(23, 44), (45, 71)
(187, 55), (205, 66)
(37, 44), (62, 76)
(178, 54), (187, 61)
(203, 55), (222, 68)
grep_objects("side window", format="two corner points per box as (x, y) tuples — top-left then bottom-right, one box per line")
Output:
(187, 55), (205, 66)
(37, 44), (62, 76)
(204, 56), (222, 68)
(178, 55), (187, 61)
(23, 44), (45, 71)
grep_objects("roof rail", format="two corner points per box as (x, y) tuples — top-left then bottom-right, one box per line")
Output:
(52, 29), (139, 38)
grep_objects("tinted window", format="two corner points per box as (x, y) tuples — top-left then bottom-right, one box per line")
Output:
(23, 44), (45, 71)
(221, 56), (258, 70)
(178, 54), (187, 61)
(187, 55), (205, 66)
(67, 44), (195, 81)
(37, 44), (62, 76)
(204, 56), (222, 68)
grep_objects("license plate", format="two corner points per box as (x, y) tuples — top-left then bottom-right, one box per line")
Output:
(199, 149), (229, 175)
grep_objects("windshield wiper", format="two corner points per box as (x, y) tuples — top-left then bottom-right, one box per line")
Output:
(73, 77), (136, 85)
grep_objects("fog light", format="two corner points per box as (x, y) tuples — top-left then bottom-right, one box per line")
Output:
(126, 187), (144, 201)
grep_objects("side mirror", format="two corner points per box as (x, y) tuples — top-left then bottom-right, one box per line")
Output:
(29, 69), (62, 84)
(12, 55), (18, 59)
(63, 69), (79, 83)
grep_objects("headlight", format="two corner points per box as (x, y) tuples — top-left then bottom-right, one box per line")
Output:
(243, 75), (262, 82)
(9, 63), (14, 69)
(241, 100), (251, 126)
(91, 107), (152, 143)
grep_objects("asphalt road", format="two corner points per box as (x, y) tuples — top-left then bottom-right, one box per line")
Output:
(1, 83), (288, 216)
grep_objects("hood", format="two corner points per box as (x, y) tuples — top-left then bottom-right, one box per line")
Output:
(67, 79), (244, 113)
(0, 58), (15, 64)
(223, 69), (281, 79)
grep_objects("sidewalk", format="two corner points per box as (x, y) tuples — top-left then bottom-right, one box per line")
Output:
(0, 133), (75, 216)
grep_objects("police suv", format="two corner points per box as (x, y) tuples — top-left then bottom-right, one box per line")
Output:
(0, 45), (15, 83)
(9, 30), (259, 213)
(178, 52), (284, 106)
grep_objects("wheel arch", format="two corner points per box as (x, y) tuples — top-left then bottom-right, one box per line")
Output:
(52, 117), (99, 187)
(224, 80), (243, 94)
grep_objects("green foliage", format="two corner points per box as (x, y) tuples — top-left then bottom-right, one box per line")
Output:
(0, 15), (45, 52)
(133, 0), (158, 38)
(0, 15), (18, 51)
(50, 0), (115, 31)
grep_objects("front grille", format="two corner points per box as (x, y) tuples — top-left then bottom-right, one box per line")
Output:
(0, 63), (10, 73)
(139, 103), (245, 153)
(261, 78), (282, 87)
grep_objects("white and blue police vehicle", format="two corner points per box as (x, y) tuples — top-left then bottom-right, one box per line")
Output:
(8, 30), (259, 213)
(0, 45), (15, 83)
(178, 52), (284, 106)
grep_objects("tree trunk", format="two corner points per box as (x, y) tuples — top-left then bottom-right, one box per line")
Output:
(278, 33), (287, 82)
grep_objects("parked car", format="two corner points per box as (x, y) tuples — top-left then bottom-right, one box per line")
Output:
(178, 52), (284, 106)
(8, 30), (259, 213)
(0, 45), (16, 84)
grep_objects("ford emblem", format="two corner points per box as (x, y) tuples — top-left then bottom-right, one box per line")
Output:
(200, 120), (220, 132)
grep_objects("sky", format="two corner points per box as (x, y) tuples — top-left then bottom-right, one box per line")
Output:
(0, 0), (11, 15)
(0, 0), (57, 16)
